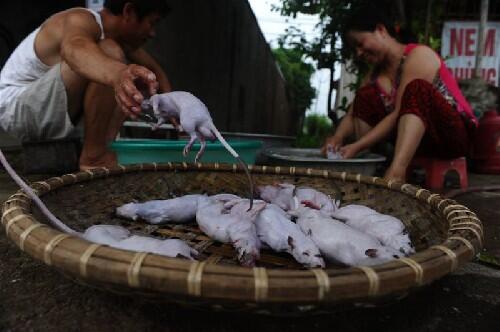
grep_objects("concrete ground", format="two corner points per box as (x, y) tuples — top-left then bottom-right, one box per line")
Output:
(1, 148), (500, 332)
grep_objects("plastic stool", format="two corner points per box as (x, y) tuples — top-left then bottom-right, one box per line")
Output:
(408, 156), (468, 190)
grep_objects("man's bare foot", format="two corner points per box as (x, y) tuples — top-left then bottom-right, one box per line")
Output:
(384, 164), (407, 183)
(79, 150), (118, 171)
(79, 163), (117, 171)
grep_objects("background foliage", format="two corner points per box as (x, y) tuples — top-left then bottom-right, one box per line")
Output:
(294, 113), (333, 148)
(272, 46), (316, 117)
(271, 1), (468, 144)
(273, 0), (450, 119)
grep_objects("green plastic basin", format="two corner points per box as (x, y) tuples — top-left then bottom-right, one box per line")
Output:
(109, 139), (263, 165)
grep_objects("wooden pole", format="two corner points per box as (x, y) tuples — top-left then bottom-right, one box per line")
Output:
(424, 0), (434, 45)
(474, 0), (489, 79)
(327, 61), (336, 123)
(327, 38), (337, 124)
(396, 0), (407, 27)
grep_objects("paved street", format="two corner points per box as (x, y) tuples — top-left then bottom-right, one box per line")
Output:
(1, 149), (500, 331)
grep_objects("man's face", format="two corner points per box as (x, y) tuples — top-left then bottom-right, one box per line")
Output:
(124, 12), (162, 49)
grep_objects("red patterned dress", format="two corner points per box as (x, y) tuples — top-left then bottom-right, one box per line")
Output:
(352, 44), (477, 158)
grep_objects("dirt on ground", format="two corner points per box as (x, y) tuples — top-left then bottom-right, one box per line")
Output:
(1, 149), (500, 332)
(1, 235), (500, 332)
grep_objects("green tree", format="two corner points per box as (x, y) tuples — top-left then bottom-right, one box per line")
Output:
(274, 0), (448, 120)
(294, 113), (333, 148)
(272, 46), (316, 126)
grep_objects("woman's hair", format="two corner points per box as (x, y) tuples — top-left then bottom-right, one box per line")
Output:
(341, 3), (415, 45)
(343, 4), (396, 38)
(104, 0), (171, 20)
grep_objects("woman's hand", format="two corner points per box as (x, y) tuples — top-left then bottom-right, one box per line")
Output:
(339, 143), (361, 159)
(321, 135), (344, 156)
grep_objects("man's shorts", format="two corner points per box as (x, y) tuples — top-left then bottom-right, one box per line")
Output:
(0, 64), (79, 142)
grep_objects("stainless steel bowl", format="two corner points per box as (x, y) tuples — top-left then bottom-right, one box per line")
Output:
(262, 147), (386, 176)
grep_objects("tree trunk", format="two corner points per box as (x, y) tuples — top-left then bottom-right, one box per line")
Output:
(396, 0), (407, 26)
(424, 0), (434, 44)
(327, 64), (337, 124)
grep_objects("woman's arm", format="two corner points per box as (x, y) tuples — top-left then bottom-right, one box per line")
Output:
(321, 71), (373, 154)
(321, 103), (355, 154)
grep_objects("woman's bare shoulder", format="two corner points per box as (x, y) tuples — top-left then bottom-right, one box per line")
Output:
(407, 45), (440, 62)
(400, 45), (441, 81)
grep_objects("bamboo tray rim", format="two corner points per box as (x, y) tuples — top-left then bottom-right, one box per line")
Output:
(1, 162), (483, 307)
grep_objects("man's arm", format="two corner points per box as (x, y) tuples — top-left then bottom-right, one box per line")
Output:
(59, 11), (157, 117)
(128, 48), (172, 93)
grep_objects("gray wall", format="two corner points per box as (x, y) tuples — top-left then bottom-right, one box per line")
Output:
(146, 0), (293, 136)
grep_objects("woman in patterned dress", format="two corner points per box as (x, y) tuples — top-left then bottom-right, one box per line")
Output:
(322, 5), (476, 182)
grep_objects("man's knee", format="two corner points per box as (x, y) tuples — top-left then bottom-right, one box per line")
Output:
(98, 39), (126, 62)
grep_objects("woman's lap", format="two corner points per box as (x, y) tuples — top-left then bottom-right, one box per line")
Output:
(352, 85), (387, 128)
(351, 80), (473, 159)
(399, 79), (472, 158)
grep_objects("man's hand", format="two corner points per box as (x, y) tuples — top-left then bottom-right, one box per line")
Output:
(321, 135), (343, 156)
(114, 64), (159, 118)
(169, 117), (181, 130)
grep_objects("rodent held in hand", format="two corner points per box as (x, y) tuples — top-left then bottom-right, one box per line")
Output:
(142, 91), (255, 209)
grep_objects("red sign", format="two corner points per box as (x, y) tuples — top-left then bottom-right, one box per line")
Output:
(441, 21), (500, 86)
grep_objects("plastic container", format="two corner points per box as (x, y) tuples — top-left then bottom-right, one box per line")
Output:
(110, 139), (263, 165)
(471, 110), (500, 174)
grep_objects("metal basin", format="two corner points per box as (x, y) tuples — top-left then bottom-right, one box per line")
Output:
(262, 147), (386, 176)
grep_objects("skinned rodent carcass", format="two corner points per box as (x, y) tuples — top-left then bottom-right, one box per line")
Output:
(295, 187), (340, 215)
(257, 183), (339, 215)
(256, 183), (295, 210)
(229, 200), (325, 268)
(83, 225), (198, 259)
(332, 204), (415, 256)
(116, 194), (208, 224)
(116, 193), (242, 225)
(290, 201), (402, 266)
(196, 198), (266, 266)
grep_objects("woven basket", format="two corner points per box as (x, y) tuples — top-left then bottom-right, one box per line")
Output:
(1, 163), (483, 314)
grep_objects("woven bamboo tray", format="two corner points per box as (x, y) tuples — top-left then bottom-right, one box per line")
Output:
(1, 163), (483, 314)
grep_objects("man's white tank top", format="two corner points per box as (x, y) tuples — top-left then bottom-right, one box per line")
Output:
(0, 9), (105, 109)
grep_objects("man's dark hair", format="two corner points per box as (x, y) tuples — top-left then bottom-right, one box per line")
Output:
(104, 0), (170, 20)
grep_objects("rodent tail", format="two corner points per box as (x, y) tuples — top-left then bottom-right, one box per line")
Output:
(209, 123), (255, 210)
(0, 149), (78, 235)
